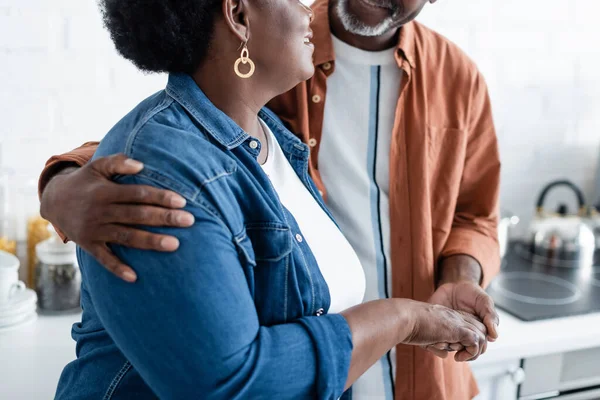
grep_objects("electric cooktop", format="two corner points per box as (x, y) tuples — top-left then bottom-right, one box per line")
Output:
(487, 242), (600, 321)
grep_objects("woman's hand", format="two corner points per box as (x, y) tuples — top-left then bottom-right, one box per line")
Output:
(40, 154), (195, 282)
(402, 301), (488, 362)
(341, 298), (488, 390)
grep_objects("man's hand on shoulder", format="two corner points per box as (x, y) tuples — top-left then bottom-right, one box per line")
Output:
(40, 154), (195, 283)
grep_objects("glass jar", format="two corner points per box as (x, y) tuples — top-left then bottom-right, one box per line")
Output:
(35, 225), (80, 313)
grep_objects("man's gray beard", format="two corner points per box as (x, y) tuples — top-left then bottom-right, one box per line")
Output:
(334, 0), (397, 37)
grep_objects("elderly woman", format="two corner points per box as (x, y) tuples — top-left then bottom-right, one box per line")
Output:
(55, 0), (488, 399)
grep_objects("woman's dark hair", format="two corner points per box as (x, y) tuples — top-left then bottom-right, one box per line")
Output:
(99, 0), (222, 74)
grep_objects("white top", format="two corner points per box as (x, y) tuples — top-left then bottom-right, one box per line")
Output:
(259, 120), (365, 314)
(319, 34), (403, 399)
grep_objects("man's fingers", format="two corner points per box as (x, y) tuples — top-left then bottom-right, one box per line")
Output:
(92, 154), (144, 177)
(100, 226), (180, 252)
(476, 295), (499, 341)
(112, 184), (186, 208)
(484, 314), (499, 341)
(89, 245), (137, 283)
(107, 205), (195, 227)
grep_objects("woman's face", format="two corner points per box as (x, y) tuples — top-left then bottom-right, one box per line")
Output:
(244, 0), (315, 92)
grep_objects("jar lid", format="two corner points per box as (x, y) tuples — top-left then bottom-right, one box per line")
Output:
(36, 225), (77, 266)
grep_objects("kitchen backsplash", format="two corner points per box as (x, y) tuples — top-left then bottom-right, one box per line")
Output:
(0, 0), (599, 238)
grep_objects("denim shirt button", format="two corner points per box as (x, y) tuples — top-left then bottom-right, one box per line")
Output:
(295, 233), (303, 243)
(249, 140), (259, 149)
(315, 308), (324, 317)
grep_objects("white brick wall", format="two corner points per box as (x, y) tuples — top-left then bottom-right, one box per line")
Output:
(0, 0), (599, 238)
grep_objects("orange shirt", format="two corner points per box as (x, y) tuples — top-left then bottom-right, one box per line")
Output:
(40, 0), (500, 398)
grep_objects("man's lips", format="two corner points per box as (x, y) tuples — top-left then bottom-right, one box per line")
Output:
(358, 0), (394, 11)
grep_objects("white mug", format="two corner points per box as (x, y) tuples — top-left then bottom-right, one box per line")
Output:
(0, 250), (26, 304)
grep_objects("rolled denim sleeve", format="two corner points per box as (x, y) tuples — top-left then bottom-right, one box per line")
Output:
(78, 177), (352, 399)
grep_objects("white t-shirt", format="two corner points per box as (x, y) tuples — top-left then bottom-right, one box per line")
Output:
(319, 35), (403, 400)
(259, 120), (365, 314)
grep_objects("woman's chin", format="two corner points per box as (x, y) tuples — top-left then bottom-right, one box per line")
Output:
(300, 63), (316, 81)
(274, 61), (315, 96)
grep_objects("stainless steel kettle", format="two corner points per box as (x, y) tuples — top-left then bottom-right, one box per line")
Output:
(529, 180), (596, 268)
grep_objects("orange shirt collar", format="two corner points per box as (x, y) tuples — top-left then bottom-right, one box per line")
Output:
(311, 0), (417, 70)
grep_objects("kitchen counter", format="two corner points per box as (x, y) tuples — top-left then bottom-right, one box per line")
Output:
(0, 313), (79, 399)
(473, 309), (600, 366)
(2, 310), (600, 398)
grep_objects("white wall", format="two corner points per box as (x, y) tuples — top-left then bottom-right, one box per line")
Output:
(0, 0), (599, 237)
(416, 0), (600, 236)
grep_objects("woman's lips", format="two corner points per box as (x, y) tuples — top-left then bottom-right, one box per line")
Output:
(304, 30), (314, 46)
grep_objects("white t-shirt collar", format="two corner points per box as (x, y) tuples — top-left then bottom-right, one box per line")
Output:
(331, 34), (398, 66)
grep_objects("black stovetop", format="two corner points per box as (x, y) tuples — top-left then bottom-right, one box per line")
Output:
(487, 242), (600, 321)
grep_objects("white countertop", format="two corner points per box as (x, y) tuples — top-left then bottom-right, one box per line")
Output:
(0, 313), (79, 399)
(2, 309), (600, 398)
(474, 309), (600, 366)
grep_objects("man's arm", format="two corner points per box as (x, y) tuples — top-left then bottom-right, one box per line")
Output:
(428, 71), (501, 351)
(439, 71), (501, 289)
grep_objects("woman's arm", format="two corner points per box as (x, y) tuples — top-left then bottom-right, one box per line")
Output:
(82, 176), (351, 399)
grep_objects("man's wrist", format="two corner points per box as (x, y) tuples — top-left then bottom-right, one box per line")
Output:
(437, 254), (482, 287)
(40, 165), (78, 222)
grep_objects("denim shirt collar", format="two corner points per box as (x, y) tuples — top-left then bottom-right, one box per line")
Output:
(165, 73), (309, 160)
(166, 73), (248, 150)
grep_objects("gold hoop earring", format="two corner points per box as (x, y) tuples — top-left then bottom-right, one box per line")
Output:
(234, 43), (255, 79)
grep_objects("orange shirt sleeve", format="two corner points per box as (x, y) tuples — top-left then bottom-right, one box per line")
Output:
(38, 142), (99, 197)
(38, 142), (99, 242)
(440, 72), (501, 289)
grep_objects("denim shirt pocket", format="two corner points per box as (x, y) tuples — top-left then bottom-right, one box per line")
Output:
(234, 222), (294, 324)
(235, 222), (293, 266)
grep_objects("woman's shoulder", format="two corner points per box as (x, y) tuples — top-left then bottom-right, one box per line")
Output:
(95, 91), (238, 203)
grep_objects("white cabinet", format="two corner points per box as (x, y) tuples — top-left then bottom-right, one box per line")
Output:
(472, 359), (523, 400)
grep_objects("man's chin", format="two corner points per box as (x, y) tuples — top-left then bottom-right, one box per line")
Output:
(347, 21), (399, 37)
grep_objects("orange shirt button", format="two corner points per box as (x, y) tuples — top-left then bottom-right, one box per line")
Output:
(311, 94), (321, 103)
(308, 138), (317, 147)
(322, 62), (332, 71)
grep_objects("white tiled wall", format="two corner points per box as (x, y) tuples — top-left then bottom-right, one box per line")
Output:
(0, 0), (599, 237)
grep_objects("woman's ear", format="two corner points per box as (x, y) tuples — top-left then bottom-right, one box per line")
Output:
(222, 0), (250, 43)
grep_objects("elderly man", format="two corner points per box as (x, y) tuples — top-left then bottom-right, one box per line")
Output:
(39, 0), (501, 398)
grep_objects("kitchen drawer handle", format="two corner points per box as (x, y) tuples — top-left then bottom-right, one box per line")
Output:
(509, 367), (526, 385)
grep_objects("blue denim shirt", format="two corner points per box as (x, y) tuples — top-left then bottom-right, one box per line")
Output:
(55, 74), (353, 399)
